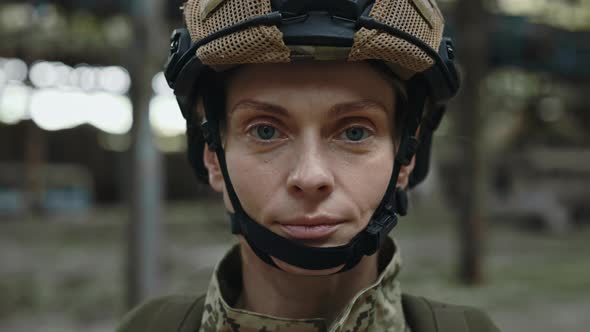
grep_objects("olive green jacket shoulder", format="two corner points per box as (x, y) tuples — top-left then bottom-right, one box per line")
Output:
(116, 295), (206, 332)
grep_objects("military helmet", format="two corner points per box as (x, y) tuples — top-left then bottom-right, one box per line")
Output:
(165, 0), (460, 272)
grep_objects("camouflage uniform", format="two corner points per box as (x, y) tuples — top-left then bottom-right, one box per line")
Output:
(116, 236), (501, 332)
(198, 237), (410, 332)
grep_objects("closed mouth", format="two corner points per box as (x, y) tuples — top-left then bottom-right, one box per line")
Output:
(278, 222), (342, 241)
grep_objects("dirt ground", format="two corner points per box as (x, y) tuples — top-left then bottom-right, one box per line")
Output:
(1, 199), (589, 332)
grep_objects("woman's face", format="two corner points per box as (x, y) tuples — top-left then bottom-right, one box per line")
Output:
(205, 61), (401, 274)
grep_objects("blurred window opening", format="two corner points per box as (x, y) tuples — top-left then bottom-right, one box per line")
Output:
(29, 89), (133, 134)
(0, 57), (134, 134)
(0, 59), (186, 143)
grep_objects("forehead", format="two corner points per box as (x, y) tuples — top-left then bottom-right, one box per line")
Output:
(226, 61), (397, 113)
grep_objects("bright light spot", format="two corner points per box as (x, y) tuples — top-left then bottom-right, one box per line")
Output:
(32, 62), (128, 92)
(86, 92), (132, 134)
(30, 89), (132, 134)
(68, 68), (80, 87)
(3, 58), (28, 82)
(150, 95), (185, 136)
(54, 63), (73, 87)
(30, 89), (86, 131)
(152, 72), (173, 96)
(29, 61), (72, 88)
(73, 66), (97, 91)
(98, 66), (131, 94)
(0, 68), (6, 87)
(30, 61), (58, 88)
(0, 83), (31, 124)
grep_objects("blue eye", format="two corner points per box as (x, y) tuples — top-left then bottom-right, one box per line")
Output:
(343, 127), (369, 141)
(252, 125), (278, 140)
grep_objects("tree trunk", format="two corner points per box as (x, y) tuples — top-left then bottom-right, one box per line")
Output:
(453, 0), (490, 284)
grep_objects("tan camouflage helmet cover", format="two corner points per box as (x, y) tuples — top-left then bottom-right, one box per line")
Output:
(182, 0), (445, 79)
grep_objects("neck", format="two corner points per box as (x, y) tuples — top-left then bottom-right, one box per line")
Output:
(237, 238), (379, 321)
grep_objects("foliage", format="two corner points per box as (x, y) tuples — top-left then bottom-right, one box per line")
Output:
(493, 0), (590, 31)
(0, 3), (132, 64)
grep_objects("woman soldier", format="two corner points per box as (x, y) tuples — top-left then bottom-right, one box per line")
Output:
(118, 0), (500, 331)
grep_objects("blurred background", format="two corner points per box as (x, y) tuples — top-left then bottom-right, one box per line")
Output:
(0, 0), (589, 331)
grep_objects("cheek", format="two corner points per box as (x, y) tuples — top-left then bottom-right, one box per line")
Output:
(225, 149), (284, 218)
(338, 148), (394, 218)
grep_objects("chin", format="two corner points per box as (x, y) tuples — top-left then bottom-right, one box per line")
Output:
(271, 257), (344, 276)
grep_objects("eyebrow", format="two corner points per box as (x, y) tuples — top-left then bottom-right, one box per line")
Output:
(230, 100), (289, 117)
(230, 99), (389, 117)
(330, 100), (389, 117)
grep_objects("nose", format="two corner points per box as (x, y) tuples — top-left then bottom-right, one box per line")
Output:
(286, 143), (334, 199)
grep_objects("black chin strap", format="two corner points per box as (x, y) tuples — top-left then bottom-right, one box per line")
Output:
(200, 73), (427, 273)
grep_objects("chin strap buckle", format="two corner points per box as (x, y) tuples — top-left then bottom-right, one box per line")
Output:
(364, 212), (398, 255)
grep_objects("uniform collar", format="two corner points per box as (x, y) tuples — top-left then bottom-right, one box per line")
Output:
(198, 237), (409, 332)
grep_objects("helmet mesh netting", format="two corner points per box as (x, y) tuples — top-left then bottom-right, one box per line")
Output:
(184, 0), (290, 65)
(183, 0), (444, 75)
(349, 0), (444, 74)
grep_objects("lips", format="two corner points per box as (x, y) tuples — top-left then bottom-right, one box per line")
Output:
(277, 216), (344, 240)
